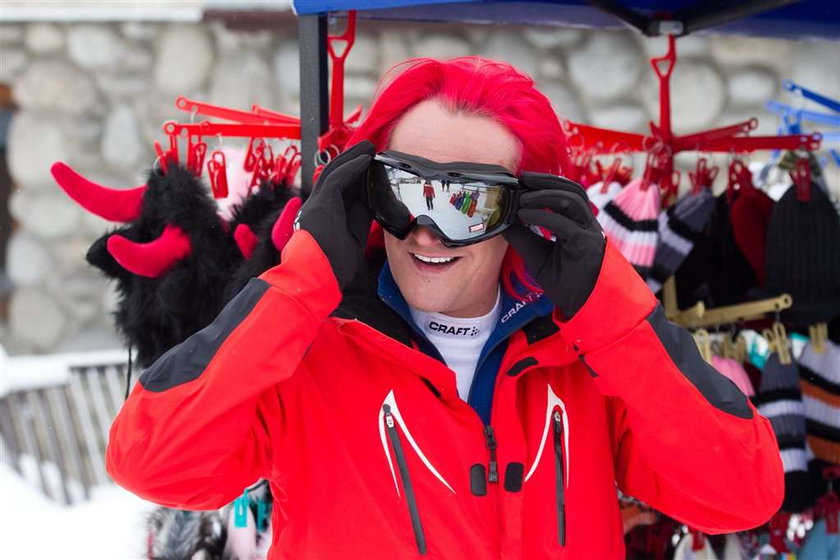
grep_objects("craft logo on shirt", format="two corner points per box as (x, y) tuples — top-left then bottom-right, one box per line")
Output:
(500, 292), (543, 324)
(428, 321), (480, 337)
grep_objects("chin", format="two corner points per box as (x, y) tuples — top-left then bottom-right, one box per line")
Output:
(401, 282), (455, 314)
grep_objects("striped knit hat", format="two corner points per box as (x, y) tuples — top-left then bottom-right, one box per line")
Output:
(798, 339), (840, 466)
(598, 178), (660, 279)
(586, 181), (622, 212)
(753, 353), (815, 512)
(647, 189), (715, 294)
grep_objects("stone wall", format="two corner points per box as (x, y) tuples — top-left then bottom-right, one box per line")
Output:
(0, 19), (837, 354)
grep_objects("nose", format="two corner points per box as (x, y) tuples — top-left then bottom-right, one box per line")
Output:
(410, 226), (445, 247)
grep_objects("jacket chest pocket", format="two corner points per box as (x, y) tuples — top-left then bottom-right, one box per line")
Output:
(383, 403), (427, 555)
(379, 390), (456, 555)
(524, 384), (570, 548)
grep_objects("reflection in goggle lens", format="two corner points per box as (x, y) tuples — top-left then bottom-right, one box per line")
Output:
(377, 167), (510, 242)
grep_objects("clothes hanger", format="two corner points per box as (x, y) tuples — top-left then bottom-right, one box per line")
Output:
(782, 79), (840, 114)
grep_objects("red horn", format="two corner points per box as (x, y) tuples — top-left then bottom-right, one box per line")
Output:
(233, 224), (258, 259)
(106, 225), (191, 278)
(51, 162), (146, 222)
(271, 197), (302, 253)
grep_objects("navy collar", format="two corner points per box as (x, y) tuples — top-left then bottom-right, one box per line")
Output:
(377, 262), (553, 361)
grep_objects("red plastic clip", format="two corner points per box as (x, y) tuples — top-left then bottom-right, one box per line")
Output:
(244, 138), (265, 173)
(641, 151), (667, 191)
(153, 141), (169, 174)
(727, 160), (752, 203)
(790, 156), (811, 202)
(186, 135), (207, 176)
(595, 158), (622, 192)
(207, 150), (228, 199)
(660, 169), (681, 208)
(689, 157), (719, 194)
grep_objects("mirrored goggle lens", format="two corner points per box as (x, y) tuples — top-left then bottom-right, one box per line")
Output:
(369, 166), (511, 242)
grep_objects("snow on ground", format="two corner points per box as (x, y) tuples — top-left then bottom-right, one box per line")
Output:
(1, 463), (159, 559)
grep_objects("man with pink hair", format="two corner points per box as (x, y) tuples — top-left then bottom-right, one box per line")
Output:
(107, 57), (783, 558)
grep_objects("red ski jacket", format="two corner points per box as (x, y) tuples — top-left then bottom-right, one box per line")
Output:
(107, 231), (783, 559)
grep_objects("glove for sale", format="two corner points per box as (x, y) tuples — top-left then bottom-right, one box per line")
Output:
(295, 140), (375, 290)
(504, 172), (606, 320)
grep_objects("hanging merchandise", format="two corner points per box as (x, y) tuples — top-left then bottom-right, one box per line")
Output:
(587, 180), (622, 212)
(585, 154), (631, 211)
(762, 174), (840, 327)
(753, 353), (816, 513)
(599, 174), (660, 279)
(798, 339), (840, 466)
(51, 162), (239, 368)
(598, 153), (664, 279)
(729, 166), (775, 287)
(646, 161), (716, 294)
(674, 189), (759, 310)
(710, 355), (755, 397)
(672, 530), (718, 560)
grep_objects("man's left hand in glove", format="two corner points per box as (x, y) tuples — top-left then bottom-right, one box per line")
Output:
(503, 172), (606, 321)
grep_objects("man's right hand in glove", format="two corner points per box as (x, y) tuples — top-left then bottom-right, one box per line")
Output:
(295, 141), (376, 290)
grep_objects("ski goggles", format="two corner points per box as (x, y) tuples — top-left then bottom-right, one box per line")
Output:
(366, 150), (522, 247)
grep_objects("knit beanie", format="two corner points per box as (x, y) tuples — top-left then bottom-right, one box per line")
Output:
(586, 181), (622, 212)
(675, 194), (758, 309)
(764, 182), (840, 326)
(753, 353), (815, 512)
(798, 339), (840, 466)
(647, 189), (715, 294)
(598, 178), (660, 279)
(730, 186), (775, 286)
(711, 355), (755, 397)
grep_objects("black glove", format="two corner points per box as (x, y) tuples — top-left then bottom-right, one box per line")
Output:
(503, 173), (606, 320)
(296, 141), (375, 290)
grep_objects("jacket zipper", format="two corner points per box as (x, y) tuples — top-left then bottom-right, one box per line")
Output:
(484, 425), (499, 484)
(553, 410), (567, 546)
(383, 404), (427, 555)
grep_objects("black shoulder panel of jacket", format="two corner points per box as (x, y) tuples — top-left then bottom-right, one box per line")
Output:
(331, 254), (416, 348)
(646, 305), (753, 419)
(139, 278), (270, 392)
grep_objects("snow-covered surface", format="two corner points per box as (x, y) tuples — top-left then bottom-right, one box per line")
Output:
(1, 463), (159, 559)
(0, 347), (127, 396)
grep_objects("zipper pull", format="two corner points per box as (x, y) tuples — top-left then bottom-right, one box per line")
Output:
(384, 404), (395, 428)
(552, 409), (567, 547)
(484, 425), (499, 483)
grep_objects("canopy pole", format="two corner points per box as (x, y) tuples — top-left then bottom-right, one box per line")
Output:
(299, 13), (329, 197)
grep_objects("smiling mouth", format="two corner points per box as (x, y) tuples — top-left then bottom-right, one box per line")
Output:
(411, 253), (461, 267)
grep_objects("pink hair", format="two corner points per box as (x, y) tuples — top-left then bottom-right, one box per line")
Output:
(348, 56), (571, 298)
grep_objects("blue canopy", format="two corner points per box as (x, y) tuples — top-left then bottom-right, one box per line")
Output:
(292, 0), (840, 39)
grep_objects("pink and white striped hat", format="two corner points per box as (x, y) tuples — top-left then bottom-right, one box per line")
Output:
(597, 178), (661, 279)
